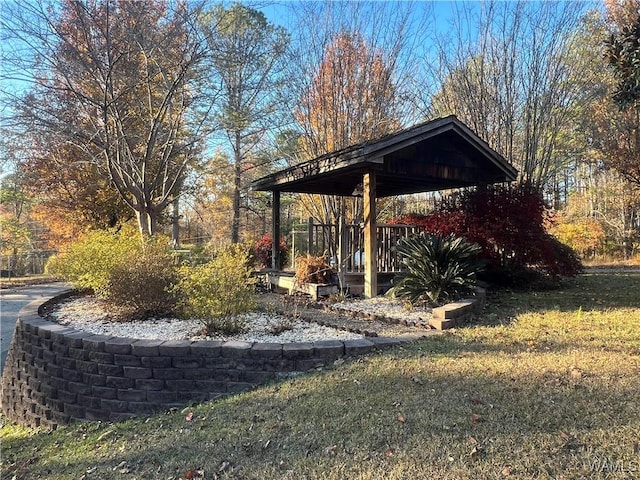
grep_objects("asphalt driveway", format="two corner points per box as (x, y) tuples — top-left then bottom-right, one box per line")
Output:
(0, 283), (69, 372)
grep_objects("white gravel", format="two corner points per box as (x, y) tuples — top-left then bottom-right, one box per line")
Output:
(49, 295), (432, 343)
(49, 296), (363, 343)
(332, 296), (433, 323)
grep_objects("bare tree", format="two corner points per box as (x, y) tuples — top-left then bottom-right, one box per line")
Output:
(427, 0), (595, 190)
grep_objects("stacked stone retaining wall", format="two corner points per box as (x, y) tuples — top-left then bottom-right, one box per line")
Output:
(1, 292), (407, 429)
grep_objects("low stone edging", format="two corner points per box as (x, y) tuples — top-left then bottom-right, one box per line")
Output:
(318, 287), (486, 331)
(0, 291), (420, 430)
(430, 287), (486, 330)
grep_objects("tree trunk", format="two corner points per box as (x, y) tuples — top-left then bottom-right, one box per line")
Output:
(171, 198), (180, 248)
(136, 208), (156, 237)
(231, 133), (242, 244)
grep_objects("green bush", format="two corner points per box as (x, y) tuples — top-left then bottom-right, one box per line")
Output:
(388, 233), (486, 306)
(174, 244), (256, 335)
(105, 239), (179, 318)
(46, 227), (179, 318)
(45, 226), (140, 297)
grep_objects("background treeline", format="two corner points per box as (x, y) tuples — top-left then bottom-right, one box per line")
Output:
(1, 0), (639, 274)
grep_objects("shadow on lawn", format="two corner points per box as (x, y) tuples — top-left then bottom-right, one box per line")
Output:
(393, 271), (640, 358)
(4, 348), (640, 480)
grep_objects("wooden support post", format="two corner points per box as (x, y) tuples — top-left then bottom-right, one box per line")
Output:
(337, 196), (347, 288)
(271, 191), (281, 270)
(363, 171), (377, 298)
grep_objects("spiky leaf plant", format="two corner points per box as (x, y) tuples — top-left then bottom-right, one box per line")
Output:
(388, 233), (486, 306)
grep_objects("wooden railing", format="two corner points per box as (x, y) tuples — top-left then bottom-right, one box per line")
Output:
(307, 220), (419, 273)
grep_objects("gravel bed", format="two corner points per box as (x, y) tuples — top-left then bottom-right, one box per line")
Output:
(48, 296), (364, 343)
(328, 296), (433, 323)
(47, 292), (436, 343)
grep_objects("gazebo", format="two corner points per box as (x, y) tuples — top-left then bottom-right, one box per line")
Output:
(251, 115), (518, 298)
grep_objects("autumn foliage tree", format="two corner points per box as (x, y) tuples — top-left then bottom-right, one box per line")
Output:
(601, 0), (640, 187)
(22, 137), (130, 248)
(295, 31), (401, 226)
(552, 217), (607, 259)
(556, 6), (640, 258)
(297, 31), (400, 158)
(605, 1), (640, 110)
(3, 0), (209, 238)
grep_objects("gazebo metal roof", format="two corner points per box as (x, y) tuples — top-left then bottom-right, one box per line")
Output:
(251, 115), (518, 196)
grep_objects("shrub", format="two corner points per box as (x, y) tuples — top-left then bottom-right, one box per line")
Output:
(45, 226), (140, 297)
(46, 226), (179, 318)
(252, 233), (289, 269)
(174, 244), (256, 335)
(535, 235), (584, 278)
(388, 233), (486, 306)
(105, 240), (179, 318)
(295, 253), (334, 284)
(551, 217), (606, 258)
(392, 184), (583, 285)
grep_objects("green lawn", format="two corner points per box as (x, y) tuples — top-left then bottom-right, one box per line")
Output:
(2, 273), (639, 480)
(0, 274), (57, 289)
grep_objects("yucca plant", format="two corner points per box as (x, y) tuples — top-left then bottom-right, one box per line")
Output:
(388, 233), (486, 306)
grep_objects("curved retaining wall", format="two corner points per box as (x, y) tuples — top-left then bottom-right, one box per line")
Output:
(1, 291), (407, 429)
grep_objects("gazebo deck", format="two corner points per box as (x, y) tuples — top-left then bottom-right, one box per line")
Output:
(266, 270), (398, 299)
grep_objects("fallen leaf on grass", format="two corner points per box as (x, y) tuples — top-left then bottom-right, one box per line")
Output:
(501, 465), (512, 476)
(556, 431), (581, 452)
(397, 415), (406, 424)
(469, 413), (482, 426)
(324, 445), (338, 455)
(570, 367), (582, 382)
(469, 445), (482, 457)
(183, 468), (205, 479)
(467, 437), (483, 457)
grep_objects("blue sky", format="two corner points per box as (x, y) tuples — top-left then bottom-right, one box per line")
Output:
(0, 0), (600, 175)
